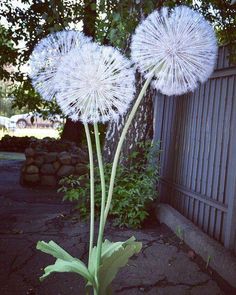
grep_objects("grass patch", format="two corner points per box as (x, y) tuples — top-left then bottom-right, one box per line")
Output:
(0, 128), (60, 140)
(0, 152), (25, 160)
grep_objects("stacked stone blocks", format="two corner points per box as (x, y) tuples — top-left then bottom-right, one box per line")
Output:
(21, 139), (88, 187)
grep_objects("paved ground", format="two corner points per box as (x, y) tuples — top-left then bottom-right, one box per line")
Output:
(0, 157), (235, 295)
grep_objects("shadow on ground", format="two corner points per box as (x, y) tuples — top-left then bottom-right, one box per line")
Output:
(0, 158), (234, 295)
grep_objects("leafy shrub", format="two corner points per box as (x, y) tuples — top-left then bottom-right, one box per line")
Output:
(59, 141), (160, 228)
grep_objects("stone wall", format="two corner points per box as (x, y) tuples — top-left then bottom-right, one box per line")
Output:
(20, 138), (88, 187)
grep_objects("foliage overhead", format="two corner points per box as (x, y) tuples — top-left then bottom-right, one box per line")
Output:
(0, 0), (84, 114)
(96, 0), (236, 59)
(0, 0), (235, 113)
(0, 25), (18, 81)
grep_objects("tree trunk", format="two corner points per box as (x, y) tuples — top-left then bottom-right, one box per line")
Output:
(61, 0), (97, 143)
(61, 119), (85, 143)
(83, 0), (97, 37)
(103, 1), (164, 163)
(104, 74), (154, 164)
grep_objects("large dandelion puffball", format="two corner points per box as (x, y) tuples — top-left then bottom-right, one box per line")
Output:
(131, 6), (218, 96)
(29, 30), (91, 101)
(55, 43), (135, 124)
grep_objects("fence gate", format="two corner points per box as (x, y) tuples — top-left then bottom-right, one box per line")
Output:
(153, 46), (236, 253)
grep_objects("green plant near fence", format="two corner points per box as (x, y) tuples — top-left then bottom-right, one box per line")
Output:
(59, 141), (160, 228)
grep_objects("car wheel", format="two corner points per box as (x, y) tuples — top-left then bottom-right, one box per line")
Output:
(52, 121), (61, 129)
(16, 119), (27, 128)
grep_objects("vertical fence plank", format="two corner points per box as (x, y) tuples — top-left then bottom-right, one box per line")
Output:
(184, 94), (195, 187)
(173, 98), (182, 185)
(206, 77), (220, 199)
(224, 76), (236, 249)
(180, 96), (190, 185)
(197, 82), (209, 194)
(212, 78), (226, 202)
(194, 83), (206, 194)
(202, 79), (214, 196)
(187, 88), (199, 189)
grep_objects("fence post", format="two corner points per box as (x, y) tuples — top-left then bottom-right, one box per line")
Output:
(224, 96), (236, 252)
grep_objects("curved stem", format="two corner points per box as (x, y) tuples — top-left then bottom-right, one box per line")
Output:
(84, 123), (95, 265)
(104, 72), (154, 222)
(93, 123), (106, 289)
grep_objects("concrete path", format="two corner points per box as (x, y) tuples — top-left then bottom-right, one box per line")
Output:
(0, 158), (234, 295)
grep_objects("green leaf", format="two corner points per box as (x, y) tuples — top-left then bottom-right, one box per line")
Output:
(40, 258), (93, 283)
(102, 236), (136, 260)
(113, 13), (120, 22)
(88, 237), (135, 276)
(96, 237), (142, 294)
(88, 237), (141, 293)
(37, 240), (74, 261)
(90, 3), (97, 10)
(37, 240), (94, 285)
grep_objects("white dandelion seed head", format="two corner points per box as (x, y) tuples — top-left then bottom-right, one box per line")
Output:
(29, 30), (92, 101)
(55, 43), (136, 124)
(131, 6), (218, 96)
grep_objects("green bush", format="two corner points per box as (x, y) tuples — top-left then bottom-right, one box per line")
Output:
(58, 141), (160, 228)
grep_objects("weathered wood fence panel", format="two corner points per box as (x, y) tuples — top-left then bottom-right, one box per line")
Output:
(153, 46), (236, 253)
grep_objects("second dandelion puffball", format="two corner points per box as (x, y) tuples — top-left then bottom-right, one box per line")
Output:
(29, 30), (91, 101)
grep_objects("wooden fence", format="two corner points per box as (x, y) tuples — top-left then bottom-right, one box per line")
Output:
(153, 46), (236, 253)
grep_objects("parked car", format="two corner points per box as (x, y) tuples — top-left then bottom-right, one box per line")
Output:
(0, 116), (10, 129)
(0, 116), (16, 131)
(9, 112), (64, 129)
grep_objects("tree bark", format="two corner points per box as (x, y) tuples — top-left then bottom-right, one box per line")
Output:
(61, 0), (97, 143)
(103, 1), (163, 164)
(83, 0), (97, 37)
(104, 74), (155, 164)
(61, 119), (84, 143)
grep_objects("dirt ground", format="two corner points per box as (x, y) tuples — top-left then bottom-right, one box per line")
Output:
(0, 157), (235, 295)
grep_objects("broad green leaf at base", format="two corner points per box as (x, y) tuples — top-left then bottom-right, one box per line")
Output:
(37, 240), (95, 286)
(88, 236), (142, 294)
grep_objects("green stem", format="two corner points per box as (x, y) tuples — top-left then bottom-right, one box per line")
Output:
(84, 123), (95, 266)
(104, 72), (154, 222)
(93, 123), (106, 290)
